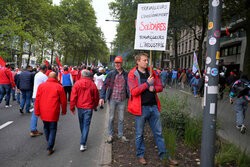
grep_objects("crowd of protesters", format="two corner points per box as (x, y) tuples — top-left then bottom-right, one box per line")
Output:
(0, 54), (249, 164)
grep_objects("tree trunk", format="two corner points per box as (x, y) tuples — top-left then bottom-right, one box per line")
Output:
(243, 5), (250, 78)
(41, 44), (44, 62)
(73, 46), (76, 65)
(27, 43), (32, 67)
(18, 36), (24, 68)
(51, 47), (54, 65)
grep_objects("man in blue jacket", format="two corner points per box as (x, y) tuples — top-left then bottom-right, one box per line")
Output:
(19, 66), (34, 113)
(99, 56), (129, 143)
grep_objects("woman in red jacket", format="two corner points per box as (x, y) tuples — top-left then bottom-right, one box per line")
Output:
(35, 72), (67, 155)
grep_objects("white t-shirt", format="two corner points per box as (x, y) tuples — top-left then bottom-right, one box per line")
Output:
(94, 74), (106, 90)
(32, 71), (48, 98)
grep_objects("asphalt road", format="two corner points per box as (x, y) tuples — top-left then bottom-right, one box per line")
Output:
(0, 100), (107, 167)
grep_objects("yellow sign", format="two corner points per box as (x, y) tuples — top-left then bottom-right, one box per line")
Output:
(216, 51), (220, 59)
(208, 22), (213, 30)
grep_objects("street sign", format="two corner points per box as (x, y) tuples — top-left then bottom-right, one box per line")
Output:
(134, 2), (170, 51)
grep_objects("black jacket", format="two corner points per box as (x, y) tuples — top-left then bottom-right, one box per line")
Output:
(19, 70), (34, 91)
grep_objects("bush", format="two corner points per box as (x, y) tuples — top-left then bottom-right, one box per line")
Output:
(163, 128), (177, 158)
(159, 93), (189, 138)
(184, 118), (202, 148)
(215, 142), (250, 166)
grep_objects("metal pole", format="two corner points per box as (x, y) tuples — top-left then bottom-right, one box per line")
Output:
(200, 0), (222, 166)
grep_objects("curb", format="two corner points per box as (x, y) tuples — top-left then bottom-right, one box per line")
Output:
(98, 103), (112, 166)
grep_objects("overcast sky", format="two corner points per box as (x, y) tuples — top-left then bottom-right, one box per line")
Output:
(53, 0), (117, 49)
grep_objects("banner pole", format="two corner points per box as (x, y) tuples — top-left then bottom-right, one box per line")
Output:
(150, 50), (152, 76)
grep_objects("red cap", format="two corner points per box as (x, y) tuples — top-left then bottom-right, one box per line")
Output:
(114, 56), (123, 63)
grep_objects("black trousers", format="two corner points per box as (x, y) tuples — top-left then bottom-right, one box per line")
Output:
(63, 86), (72, 101)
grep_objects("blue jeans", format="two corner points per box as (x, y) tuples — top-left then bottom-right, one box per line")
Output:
(17, 92), (21, 103)
(11, 87), (16, 100)
(108, 99), (126, 138)
(20, 90), (32, 112)
(135, 105), (168, 159)
(234, 98), (248, 126)
(31, 98), (38, 132)
(192, 86), (198, 96)
(77, 108), (93, 145)
(0, 84), (11, 105)
(43, 121), (57, 151)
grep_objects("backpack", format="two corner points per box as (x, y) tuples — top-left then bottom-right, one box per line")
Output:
(234, 80), (250, 98)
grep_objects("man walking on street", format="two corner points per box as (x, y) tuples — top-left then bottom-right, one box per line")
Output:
(0, 64), (15, 107)
(127, 53), (178, 165)
(61, 66), (74, 102)
(70, 70), (99, 151)
(35, 72), (67, 155)
(19, 66), (34, 113)
(99, 56), (129, 143)
(229, 73), (250, 134)
(30, 64), (48, 137)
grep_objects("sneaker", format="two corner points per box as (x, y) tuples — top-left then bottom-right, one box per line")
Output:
(236, 125), (242, 130)
(5, 105), (12, 108)
(80, 145), (87, 152)
(138, 157), (147, 165)
(241, 125), (246, 134)
(29, 108), (34, 112)
(119, 136), (129, 143)
(47, 149), (55, 155)
(30, 131), (43, 137)
(19, 108), (23, 114)
(107, 136), (113, 144)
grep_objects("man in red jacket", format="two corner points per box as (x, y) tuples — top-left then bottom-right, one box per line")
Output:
(127, 53), (178, 165)
(0, 64), (15, 107)
(70, 70), (99, 152)
(35, 72), (67, 155)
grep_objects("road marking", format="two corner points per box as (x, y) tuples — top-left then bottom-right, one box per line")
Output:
(179, 90), (192, 95)
(0, 121), (13, 130)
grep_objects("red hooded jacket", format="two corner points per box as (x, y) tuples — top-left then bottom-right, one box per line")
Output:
(35, 78), (67, 122)
(0, 68), (15, 87)
(70, 77), (99, 111)
(127, 67), (163, 115)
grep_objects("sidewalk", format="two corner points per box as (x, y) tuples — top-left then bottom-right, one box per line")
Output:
(166, 87), (250, 153)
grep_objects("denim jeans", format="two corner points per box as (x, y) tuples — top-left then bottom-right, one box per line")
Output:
(234, 98), (248, 126)
(11, 87), (16, 100)
(108, 99), (126, 138)
(17, 92), (21, 103)
(31, 98), (38, 132)
(20, 90), (32, 112)
(0, 84), (11, 105)
(192, 86), (198, 96)
(43, 121), (57, 151)
(135, 105), (168, 159)
(77, 108), (93, 145)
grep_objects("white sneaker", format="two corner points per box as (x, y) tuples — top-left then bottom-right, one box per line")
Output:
(29, 108), (34, 112)
(5, 105), (12, 108)
(80, 145), (87, 151)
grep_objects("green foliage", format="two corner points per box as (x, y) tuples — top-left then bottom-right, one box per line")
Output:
(215, 142), (250, 166)
(184, 118), (202, 148)
(159, 92), (189, 138)
(163, 128), (177, 158)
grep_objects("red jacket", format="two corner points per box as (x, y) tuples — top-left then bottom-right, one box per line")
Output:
(127, 67), (163, 115)
(0, 68), (15, 87)
(70, 70), (78, 82)
(70, 77), (99, 111)
(45, 70), (53, 76)
(35, 78), (67, 122)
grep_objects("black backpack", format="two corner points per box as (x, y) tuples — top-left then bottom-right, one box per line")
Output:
(234, 80), (250, 98)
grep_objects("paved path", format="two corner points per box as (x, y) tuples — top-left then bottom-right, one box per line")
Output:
(0, 100), (111, 167)
(165, 87), (250, 153)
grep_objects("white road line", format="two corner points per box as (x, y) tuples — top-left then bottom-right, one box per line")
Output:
(0, 121), (14, 130)
(179, 90), (192, 95)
